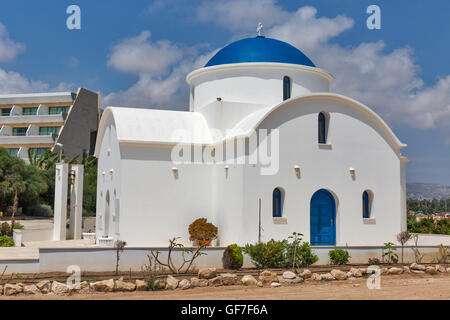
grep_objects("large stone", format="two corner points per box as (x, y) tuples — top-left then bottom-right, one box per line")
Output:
(198, 268), (217, 280)
(359, 268), (367, 274)
(51, 281), (69, 295)
(92, 279), (114, 292)
(435, 265), (446, 273)
(311, 273), (322, 281)
(410, 263), (426, 271)
(299, 269), (312, 279)
(115, 280), (136, 292)
(241, 275), (258, 286)
(350, 267), (362, 277)
(388, 267), (403, 275)
(330, 269), (347, 280)
(36, 280), (51, 293)
(284, 277), (303, 284)
(209, 276), (223, 287)
(258, 270), (278, 284)
(425, 266), (437, 275)
(23, 284), (40, 295)
(380, 268), (388, 274)
(256, 281), (263, 287)
(270, 282), (281, 288)
(282, 271), (296, 280)
(3, 284), (23, 296)
(411, 270), (425, 274)
(321, 273), (335, 281)
(191, 277), (209, 288)
(135, 280), (147, 291)
(403, 266), (411, 273)
(78, 281), (91, 294)
(165, 275), (179, 290)
(179, 279), (191, 290)
(220, 273), (239, 286)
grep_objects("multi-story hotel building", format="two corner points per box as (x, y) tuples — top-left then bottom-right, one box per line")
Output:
(0, 88), (100, 162)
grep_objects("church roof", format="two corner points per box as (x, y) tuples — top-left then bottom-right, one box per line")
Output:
(205, 36), (315, 68)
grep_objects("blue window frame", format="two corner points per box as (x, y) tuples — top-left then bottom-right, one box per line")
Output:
(273, 188), (282, 217)
(363, 191), (370, 218)
(283, 76), (291, 101)
(318, 112), (326, 143)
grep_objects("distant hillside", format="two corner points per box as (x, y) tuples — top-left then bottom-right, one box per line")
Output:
(407, 183), (450, 200)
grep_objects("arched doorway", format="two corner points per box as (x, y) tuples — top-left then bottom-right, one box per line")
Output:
(310, 189), (336, 245)
(104, 190), (110, 237)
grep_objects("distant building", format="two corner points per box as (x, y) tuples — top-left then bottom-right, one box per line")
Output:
(0, 88), (100, 161)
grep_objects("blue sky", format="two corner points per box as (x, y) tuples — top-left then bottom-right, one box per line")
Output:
(0, 0), (449, 185)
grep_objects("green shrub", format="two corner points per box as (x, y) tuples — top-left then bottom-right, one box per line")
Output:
(243, 239), (287, 268)
(294, 242), (319, 267)
(329, 248), (350, 265)
(25, 204), (53, 217)
(0, 235), (14, 247)
(222, 244), (244, 269)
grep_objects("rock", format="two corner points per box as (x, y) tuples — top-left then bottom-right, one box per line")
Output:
(403, 266), (410, 273)
(0, 285), (2, 295)
(330, 269), (347, 280)
(380, 268), (388, 274)
(359, 268), (367, 274)
(259, 270), (278, 284)
(388, 267), (403, 275)
(346, 272), (353, 278)
(165, 275), (179, 290)
(347, 277), (357, 280)
(270, 282), (281, 287)
(436, 265), (446, 273)
(78, 281), (91, 294)
(299, 269), (312, 279)
(256, 281), (263, 287)
(447, 268), (450, 273)
(221, 273), (239, 286)
(51, 281), (69, 295)
(411, 270), (425, 274)
(191, 277), (209, 288)
(178, 279), (191, 290)
(36, 280), (51, 293)
(198, 268), (217, 280)
(321, 273), (335, 281)
(311, 273), (322, 281)
(4, 284), (23, 296)
(92, 279), (114, 292)
(352, 284), (360, 287)
(350, 267), (363, 277)
(241, 275), (258, 286)
(135, 280), (147, 291)
(23, 284), (40, 295)
(282, 271), (296, 279)
(208, 276), (223, 287)
(410, 263), (426, 271)
(425, 266), (437, 275)
(284, 277), (303, 284)
(115, 280), (136, 292)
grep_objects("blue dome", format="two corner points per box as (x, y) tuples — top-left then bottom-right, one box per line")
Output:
(205, 36), (315, 68)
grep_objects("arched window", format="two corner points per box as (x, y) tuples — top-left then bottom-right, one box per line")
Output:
(318, 112), (327, 144)
(363, 191), (370, 218)
(283, 76), (291, 101)
(273, 188), (282, 217)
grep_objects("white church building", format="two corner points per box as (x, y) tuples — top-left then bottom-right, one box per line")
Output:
(94, 35), (408, 247)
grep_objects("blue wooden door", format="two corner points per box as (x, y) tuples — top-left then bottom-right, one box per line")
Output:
(310, 189), (336, 245)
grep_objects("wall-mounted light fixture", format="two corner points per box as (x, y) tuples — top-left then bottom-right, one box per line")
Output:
(224, 165), (229, 178)
(172, 167), (179, 179)
(110, 169), (114, 175)
(294, 165), (300, 178)
(217, 97), (222, 101)
(349, 167), (356, 176)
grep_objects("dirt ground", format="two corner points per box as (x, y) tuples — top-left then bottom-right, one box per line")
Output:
(2, 272), (449, 300)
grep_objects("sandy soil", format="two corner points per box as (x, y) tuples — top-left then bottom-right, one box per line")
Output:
(2, 273), (449, 300)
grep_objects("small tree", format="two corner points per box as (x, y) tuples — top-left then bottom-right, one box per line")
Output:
(382, 242), (398, 264)
(114, 240), (127, 275)
(396, 231), (411, 264)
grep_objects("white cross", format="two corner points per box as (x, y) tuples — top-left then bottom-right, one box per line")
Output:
(257, 22), (263, 36)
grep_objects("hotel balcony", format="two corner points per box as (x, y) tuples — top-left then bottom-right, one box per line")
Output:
(0, 104), (66, 125)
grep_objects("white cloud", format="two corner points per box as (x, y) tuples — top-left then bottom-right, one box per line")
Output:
(0, 22), (25, 62)
(104, 31), (216, 109)
(0, 68), (73, 94)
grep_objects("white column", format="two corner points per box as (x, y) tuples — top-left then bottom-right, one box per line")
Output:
(69, 164), (84, 240)
(53, 163), (69, 240)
